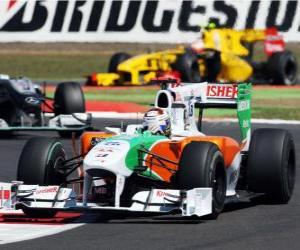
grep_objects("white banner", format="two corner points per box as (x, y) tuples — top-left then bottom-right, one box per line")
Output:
(0, 0), (299, 43)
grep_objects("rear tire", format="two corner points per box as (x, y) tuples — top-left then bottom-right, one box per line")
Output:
(247, 129), (296, 203)
(176, 142), (226, 218)
(17, 137), (67, 218)
(108, 53), (130, 73)
(54, 82), (85, 115)
(203, 49), (221, 81)
(267, 51), (298, 85)
(173, 52), (201, 82)
(54, 82), (85, 137)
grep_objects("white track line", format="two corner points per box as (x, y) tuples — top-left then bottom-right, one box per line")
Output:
(0, 222), (84, 245)
(0, 210), (86, 245)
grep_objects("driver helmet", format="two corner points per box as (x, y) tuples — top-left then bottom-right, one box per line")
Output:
(142, 108), (171, 136)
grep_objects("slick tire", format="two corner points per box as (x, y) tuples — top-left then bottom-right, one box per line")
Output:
(54, 82), (85, 115)
(17, 137), (66, 185)
(176, 142), (226, 218)
(204, 49), (221, 82)
(267, 51), (298, 85)
(17, 137), (67, 218)
(108, 52), (131, 73)
(173, 51), (201, 82)
(54, 82), (85, 137)
(247, 129), (296, 203)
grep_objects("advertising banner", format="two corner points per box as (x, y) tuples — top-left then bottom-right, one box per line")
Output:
(0, 0), (299, 43)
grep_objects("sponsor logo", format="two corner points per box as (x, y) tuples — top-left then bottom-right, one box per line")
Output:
(96, 153), (108, 158)
(90, 137), (103, 147)
(0, 190), (11, 199)
(242, 120), (250, 128)
(207, 84), (238, 99)
(156, 190), (167, 197)
(0, 1), (299, 42)
(92, 186), (107, 195)
(104, 141), (120, 146)
(238, 100), (250, 111)
(35, 186), (58, 195)
(25, 96), (40, 105)
(97, 148), (113, 153)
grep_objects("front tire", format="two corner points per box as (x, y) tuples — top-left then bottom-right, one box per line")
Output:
(247, 129), (296, 203)
(17, 137), (67, 218)
(176, 142), (226, 218)
(173, 52), (201, 82)
(17, 137), (66, 185)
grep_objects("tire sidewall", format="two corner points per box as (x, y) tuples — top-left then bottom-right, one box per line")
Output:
(174, 52), (201, 82)
(208, 150), (226, 214)
(267, 51), (298, 85)
(177, 142), (226, 216)
(278, 132), (296, 201)
(17, 137), (66, 185)
(44, 141), (66, 185)
(54, 82), (85, 116)
(108, 53), (130, 73)
(247, 129), (296, 203)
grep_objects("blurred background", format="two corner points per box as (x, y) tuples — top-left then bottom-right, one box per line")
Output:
(0, 0), (299, 120)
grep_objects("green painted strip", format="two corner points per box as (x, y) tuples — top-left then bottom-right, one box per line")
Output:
(237, 83), (252, 143)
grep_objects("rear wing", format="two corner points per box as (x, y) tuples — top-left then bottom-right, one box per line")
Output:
(197, 83), (238, 109)
(155, 81), (252, 150)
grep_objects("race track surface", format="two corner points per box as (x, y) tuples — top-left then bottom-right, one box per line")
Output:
(0, 119), (299, 250)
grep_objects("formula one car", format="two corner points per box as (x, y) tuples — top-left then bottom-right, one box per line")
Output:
(87, 46), (200, 86)
(0, 74), (91, 137)
(87, 27), (297, 86)
(0, 80), (296, 219)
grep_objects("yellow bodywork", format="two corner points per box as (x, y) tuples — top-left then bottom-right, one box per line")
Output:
(202, 28), (266, 82)
(93, 73), (120, 86)
(219, 53), (253, 82)
(94, 48), (183, 86)
(203, 29), (265, 56)
(91, 29), (267, 86)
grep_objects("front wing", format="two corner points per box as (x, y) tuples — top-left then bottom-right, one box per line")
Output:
(0, 182), (212, 218)
(0, 113), (92, 132)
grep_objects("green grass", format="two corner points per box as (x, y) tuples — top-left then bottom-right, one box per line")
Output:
(83, 89), (157, 106)
(0, 54), (110, 81)
(1, 42), (300, 120)
(1, 42), (299, 81)
(253, 89), (300, 99)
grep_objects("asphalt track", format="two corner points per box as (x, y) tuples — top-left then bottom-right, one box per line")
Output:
(0, 118), (299, 250)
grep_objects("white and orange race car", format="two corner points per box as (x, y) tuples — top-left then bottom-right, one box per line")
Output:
(0, 80), (296, 219)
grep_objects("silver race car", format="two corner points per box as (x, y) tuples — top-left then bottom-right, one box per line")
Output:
(0, 74), (91, 137)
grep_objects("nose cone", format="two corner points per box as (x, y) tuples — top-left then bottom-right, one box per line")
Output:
(83, 139), (133, 177)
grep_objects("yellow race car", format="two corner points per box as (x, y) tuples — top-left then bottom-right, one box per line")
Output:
(87, 46), (201, 86)
(87, 27), (297, 86)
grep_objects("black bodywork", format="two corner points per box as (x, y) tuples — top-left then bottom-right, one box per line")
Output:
(0, 77), (45, 126)
(0, 76), (90, 135)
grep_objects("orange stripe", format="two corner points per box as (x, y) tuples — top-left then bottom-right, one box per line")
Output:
(146, 136), (241, 182)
